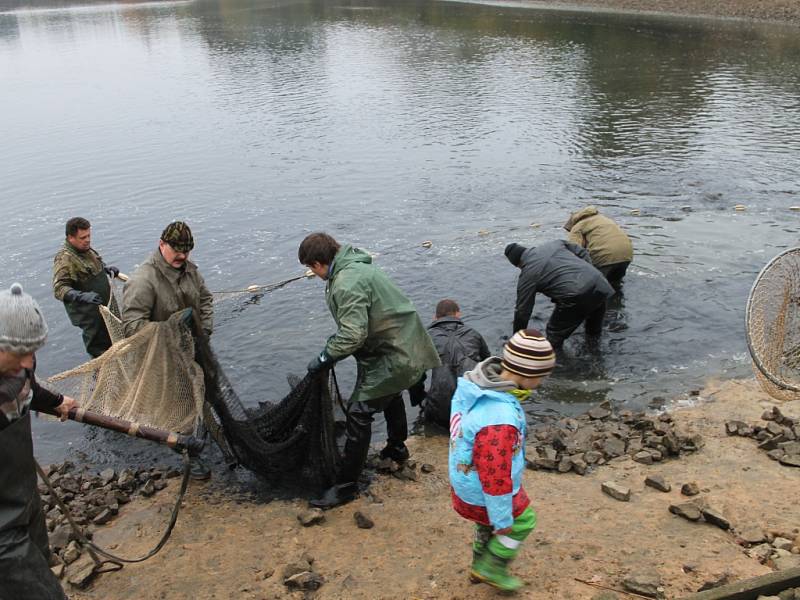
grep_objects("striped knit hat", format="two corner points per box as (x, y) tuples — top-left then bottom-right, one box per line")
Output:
(501, 329), (555, 379)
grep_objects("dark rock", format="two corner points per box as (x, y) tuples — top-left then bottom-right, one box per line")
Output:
(153, 480), (168, 491)
(779, 455), (800, 468)
(603, 437), (626, 458)
(774, 555), (800, 570)
(633, 451), (653, 465)
(99, 468), (115, 485)
(585, 451), (603, 464)
(759, 437), (781, 451)
(681, 482), (700, 497)
(701, 507), (731, 531)
(767, 422), (784, 436)
(726, 421), (748, 435)
(66, 556), (96, 588)
(644, 475), (671, 493)
(767, 449), (786, 461)
(51, 563), (65, 579)
(297, 509), (325, 527)
(589, 407), (612, 420)
(140, 480), (155, 497)
(622, 571), (664, 598)
(285, 571), (324, 591)
(763, 409), (777, 422)
(738, 526), (766, 545)
(570, 458), (588, 476)
(601, 481), (631, 502)
(557, 458), (572, 473)
(354, 511), (374, 529)
(62, 541), (81, 565)
(392, 464), (418, 481)
(697, 573), (731, 591)
(529, 457), (558, 471)
(669, 503), (702, 522)
(49, 525), (73, 551)
(282, 561), (312, 581)
(649, 449), (663, 462)
(117, 469), (135, 490)
(421, 464), (435, 473)
(92, 509), (113, 525)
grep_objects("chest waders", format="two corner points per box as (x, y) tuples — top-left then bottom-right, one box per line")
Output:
(0, 413), (67, 599)
(65, 269), (112, 358)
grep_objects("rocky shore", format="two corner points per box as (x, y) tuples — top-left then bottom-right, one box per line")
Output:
(51, 378), (800, 599)
(519, 0), (800, 26)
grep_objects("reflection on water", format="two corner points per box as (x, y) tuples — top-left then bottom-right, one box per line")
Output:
(1, 0), (799, 464)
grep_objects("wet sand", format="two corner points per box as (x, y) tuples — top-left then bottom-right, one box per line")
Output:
(520, 0), (800, 25)
(67, 377), (800, 599)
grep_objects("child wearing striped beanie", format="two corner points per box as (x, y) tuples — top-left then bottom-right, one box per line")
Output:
(448, 329), (555, 593)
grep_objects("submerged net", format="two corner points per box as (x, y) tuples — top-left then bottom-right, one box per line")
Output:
(48, 283), (341, 489)
(746, 247), (800, 401)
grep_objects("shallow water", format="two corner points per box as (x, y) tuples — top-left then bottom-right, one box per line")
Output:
(1, 0), (799, 466)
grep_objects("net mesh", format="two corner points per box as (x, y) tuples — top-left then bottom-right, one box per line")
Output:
(746, 247), (800, 401)
(48, 281), (341, 489)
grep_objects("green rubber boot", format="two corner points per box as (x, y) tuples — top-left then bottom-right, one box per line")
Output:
(469, 551), (524, 593)
(469, 548), (484, 583)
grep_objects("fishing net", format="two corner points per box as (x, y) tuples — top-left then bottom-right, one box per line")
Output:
(48, 280), (342, 489)
(746, 247), (800, 401)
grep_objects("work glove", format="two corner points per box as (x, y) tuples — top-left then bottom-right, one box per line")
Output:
(64, 289), (103, 305)
(105, 266), (120, 278)
(307, 350), (333, 374)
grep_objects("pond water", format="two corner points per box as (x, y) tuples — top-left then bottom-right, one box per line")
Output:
(1, 0), (799, 467)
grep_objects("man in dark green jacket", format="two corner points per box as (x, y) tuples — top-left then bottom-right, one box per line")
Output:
(52, 217), (119, 357)
(299, 232), (440, 508)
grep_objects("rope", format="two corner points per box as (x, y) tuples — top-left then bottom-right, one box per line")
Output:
(211, 271), (314, 296)
(35, 451), (192, 571)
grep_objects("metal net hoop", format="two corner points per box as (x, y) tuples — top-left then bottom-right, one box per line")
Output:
(746, 247), (800, 401)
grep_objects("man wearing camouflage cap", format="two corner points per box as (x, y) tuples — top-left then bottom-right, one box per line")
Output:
(122, 221), (213, 338)
(52, 217), (120, 357)
(122, 221), (214, 479)
(0, 283), (77, 599)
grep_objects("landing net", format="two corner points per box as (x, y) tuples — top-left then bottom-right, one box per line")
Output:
(746, 247), (800, 401)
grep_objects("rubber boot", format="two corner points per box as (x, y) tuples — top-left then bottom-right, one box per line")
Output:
(470, 551), (524, 593)
(308, 482), (358, 509)
(189, 456), (211, 481)
(379, 442), (409, 463)
(469, 548), (484, 583)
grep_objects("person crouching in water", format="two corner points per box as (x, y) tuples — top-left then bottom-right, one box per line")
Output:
(449, 329), (555, 593)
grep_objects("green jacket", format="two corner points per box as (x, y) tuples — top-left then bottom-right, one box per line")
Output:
(122, 249), (213, 337)
(323, 245), (440, 405)
(565, 206), (633, 267)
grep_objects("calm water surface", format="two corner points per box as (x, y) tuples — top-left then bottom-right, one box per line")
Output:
(1, 0), (799, 466)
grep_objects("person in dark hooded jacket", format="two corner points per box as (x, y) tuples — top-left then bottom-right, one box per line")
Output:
(409, 299), (490, 427)
(505, 240), (614, 349)
(0, 283), (77, 600)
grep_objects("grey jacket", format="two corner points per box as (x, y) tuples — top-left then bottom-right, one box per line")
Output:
(122, 250), (213, 337)
(513, 240), (614, 332)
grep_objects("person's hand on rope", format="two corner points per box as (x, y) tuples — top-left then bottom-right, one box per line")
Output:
(64, 289), (103, 305)
(307, 350), (333, 374)
(55, 396), (78, 421)
(105, 265), (120, 278)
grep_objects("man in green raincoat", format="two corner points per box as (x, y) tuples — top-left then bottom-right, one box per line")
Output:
(52, 217), (119, 357)
(299, 232), (440, 508)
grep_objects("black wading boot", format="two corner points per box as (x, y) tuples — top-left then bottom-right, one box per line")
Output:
(309, 482), (358, 509)
(379, 442), (410, 463)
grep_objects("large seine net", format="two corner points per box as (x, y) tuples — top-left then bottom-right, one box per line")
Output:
(746, 247), (800, 401)
(48, 281), (341, 489)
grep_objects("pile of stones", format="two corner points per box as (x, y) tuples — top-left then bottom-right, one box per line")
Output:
(41, 461), (179, 587)
(734, 526), (800, 571)
(757, 589), (800, 600)
(726, 406), (800, 467)
(526, 401), (704, 476)
(282, 553), (324, 593)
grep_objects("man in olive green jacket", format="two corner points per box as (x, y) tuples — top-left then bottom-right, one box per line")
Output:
(122, 221), (214, 338)
(564, 206), (633, 291)
(52, 217), (119, 357)
(299, 232), (440, 508)
(122, 221), (214, 480)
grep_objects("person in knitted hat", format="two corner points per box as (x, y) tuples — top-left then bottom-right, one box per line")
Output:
(448, 329), (555, 593)
(0, 283), (76, 600)
(122, 221), (214, 480)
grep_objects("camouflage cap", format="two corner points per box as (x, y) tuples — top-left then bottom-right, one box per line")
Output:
(160, 221), (194, 253)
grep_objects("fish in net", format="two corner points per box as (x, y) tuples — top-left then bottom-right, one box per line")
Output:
(49, 282), (342, 490)
(746, 247), (800, 401)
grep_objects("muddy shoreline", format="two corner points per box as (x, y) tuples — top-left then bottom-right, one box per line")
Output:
(50, 377), (800, 599)
(514, 0), (800, 25)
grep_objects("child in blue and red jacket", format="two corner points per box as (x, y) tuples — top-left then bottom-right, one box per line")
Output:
(448, 329), (555, 593)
